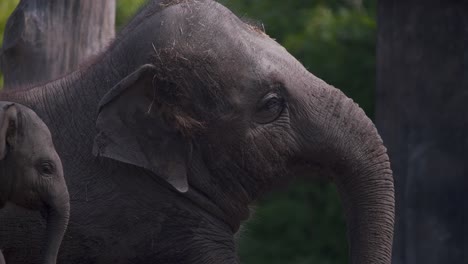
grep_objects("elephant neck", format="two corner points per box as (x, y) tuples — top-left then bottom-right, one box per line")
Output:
(162, 201), (241, 264)
(185, 184), (244, 233)
(106, 163), (240, 263)
(185, 153), (251, 234)
(0, 159), (16, 208)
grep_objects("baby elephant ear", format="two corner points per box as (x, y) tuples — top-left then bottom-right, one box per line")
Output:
(93, 64), (189, 193)
(0, 102), (17, 160)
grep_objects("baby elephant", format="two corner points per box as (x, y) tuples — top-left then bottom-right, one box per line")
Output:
(0, 102), (69, 264)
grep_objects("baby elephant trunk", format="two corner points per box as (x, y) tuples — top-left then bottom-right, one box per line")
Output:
(42, 189), (70, 264)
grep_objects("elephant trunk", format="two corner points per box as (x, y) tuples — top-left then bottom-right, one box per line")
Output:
(298, 84), (395, 263)
(42, 188), (70, 264)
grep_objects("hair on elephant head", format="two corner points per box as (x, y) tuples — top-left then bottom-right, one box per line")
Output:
(0, 102), (69, 264)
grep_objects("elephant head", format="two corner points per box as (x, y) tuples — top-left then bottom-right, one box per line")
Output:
(93, 1), (394, 263)
(0, 102), (69, 264)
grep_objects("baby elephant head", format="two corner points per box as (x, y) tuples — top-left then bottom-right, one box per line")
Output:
(0, 102), (69, 264)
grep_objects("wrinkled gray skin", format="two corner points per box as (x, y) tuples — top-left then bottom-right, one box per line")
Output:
(0, 1), (394, 263)
(0, 102), (69, 264)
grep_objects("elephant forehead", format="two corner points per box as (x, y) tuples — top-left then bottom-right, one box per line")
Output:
(149, 1), (310, 110)
(19, 107), (55, 152)
(157, 1), (275, 64)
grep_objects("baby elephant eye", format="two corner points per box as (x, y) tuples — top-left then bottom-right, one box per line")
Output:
(38, 161), (55, 176)
(254, 92), (285, 124)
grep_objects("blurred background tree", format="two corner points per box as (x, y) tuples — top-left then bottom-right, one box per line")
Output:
(1, 0), (115, 88)
(0, 0), (19, 87)
(0, 1), (376, 263)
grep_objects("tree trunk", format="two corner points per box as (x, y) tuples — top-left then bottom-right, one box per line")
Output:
(0, 0), (116, 88)
(376, 1), (468, 264)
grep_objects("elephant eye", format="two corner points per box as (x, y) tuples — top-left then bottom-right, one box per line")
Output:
(254, 92), (285, 124)
(37, 161), (55, 176)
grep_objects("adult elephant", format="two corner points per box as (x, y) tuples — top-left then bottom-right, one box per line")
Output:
(0, 0), (394, 263)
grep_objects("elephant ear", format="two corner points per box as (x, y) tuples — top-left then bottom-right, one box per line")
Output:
(93, 64), (189, 193)
(0, 102), (17, 160)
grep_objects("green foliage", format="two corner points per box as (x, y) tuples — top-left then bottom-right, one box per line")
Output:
(284, 6), (376, 116)
(238, 179), (347, 264)
(116, 0), (147, 30)
(0, 0), (18, 45)
(0, 0), (19, 88)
